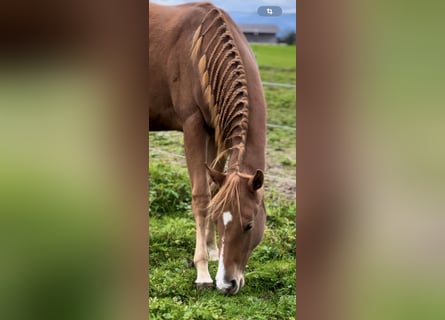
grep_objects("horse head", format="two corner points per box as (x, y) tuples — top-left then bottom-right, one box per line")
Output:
(207, 166), (266, 294)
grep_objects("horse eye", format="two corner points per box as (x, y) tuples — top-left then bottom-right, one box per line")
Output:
(244, 223), (253, 232)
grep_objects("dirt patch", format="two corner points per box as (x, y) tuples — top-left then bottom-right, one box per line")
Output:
(149, 130), (295, 201)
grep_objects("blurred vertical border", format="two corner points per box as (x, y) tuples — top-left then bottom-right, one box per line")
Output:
(297, 1), (445, 320)
(0, 1), (149, 320)
(297, 0), (350, 319)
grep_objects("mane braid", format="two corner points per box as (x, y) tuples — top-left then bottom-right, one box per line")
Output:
(191, 7), (249, 172)
(210, 42), (232, 98)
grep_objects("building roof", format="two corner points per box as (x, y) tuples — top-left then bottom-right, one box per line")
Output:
(238, 24), (279, 34)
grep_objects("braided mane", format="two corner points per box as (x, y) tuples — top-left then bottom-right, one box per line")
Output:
(191, 7), (249, 172)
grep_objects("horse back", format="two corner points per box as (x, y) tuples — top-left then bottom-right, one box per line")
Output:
(148, 2), (218, 131)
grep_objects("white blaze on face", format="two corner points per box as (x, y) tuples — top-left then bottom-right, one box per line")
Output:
(216, 211), (233, 291)
(222, 211), (232, 226)
(216, 242), (232, 290)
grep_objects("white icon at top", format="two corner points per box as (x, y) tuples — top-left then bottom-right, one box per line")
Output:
(257, 6), (282, 17)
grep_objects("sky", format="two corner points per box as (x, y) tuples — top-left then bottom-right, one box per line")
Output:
(150, 0), (296, 34)
(150, 0), (295, 14)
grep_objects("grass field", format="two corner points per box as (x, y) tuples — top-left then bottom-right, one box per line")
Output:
(149, 44), (296, 319)
(250, 44), (296, 69)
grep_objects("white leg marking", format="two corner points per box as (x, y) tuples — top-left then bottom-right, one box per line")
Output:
(206, 218), (219, 261)
(195, 262), (213, 284)
(207, 244), (219, 261)
(194, 222), (213, 284)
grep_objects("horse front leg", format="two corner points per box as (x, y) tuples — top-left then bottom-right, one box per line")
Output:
(205, 215), (219, 261)
(183, 114), (213, 287)
(205, 137), (224, 261)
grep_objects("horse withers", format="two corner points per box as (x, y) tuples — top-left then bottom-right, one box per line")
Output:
(149, 2), (267, 294)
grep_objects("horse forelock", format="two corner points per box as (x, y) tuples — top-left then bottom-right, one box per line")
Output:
(208, 171), (257, 226)
(191, 6), (249, 171)
(208, 172), (240, 223)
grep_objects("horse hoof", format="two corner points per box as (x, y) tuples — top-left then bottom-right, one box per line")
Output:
(195, 282), (214, 289)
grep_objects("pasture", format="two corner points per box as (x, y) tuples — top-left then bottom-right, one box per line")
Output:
(149, 44), (296, 319)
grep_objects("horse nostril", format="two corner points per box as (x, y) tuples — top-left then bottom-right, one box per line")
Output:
(230, 279), (237, 289)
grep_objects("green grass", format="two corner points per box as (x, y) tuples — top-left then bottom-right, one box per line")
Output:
(250, 44), (296, 69)
(149, 163), (296, 320)
(251, 44), (296, 86)
(149, 44), (296, 319)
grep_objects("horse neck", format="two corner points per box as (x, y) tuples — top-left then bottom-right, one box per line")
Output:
(227, 83), (266, 175)
(190, 6), (267, 175)
(226, 44), (266, 176)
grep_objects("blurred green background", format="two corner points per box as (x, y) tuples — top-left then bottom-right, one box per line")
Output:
(349, 1), (445, 319)
(0, 65), (130, 320)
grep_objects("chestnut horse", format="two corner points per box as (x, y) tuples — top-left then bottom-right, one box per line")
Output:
(149, 2), (266, 294)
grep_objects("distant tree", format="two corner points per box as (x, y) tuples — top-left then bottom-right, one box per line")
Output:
(283, 31), (296, 45)
(278, 30), (296, 45)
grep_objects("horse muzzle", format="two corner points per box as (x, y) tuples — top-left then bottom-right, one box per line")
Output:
(216, 275), (244, 294)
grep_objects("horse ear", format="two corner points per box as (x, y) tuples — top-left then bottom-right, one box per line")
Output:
(205, 164), (226, 186)
(249, 170), (264, 191)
